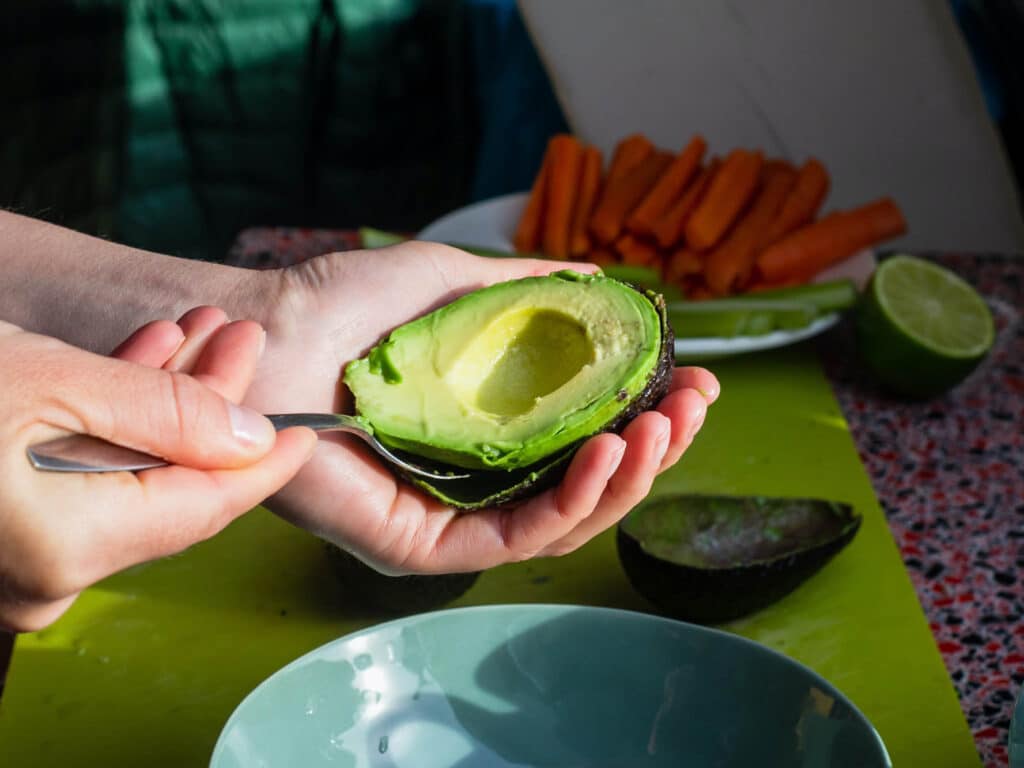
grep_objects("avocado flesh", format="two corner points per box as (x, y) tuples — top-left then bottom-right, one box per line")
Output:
(345, 271), (665, 471)
(617, 494), (861, 624)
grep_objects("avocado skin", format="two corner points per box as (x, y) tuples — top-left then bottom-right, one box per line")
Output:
(325, 544), (480, 614)
(616, 514), (861, 625)
(394, 283), (675, 510)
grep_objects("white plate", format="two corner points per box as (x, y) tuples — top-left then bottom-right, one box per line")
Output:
(419, 193), (876, 359)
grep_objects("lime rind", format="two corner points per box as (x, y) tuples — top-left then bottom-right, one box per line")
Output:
(873, 255), (994, 359)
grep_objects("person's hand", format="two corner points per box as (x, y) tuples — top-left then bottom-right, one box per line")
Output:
(0, 309), (317, 631)
(242, 242), (719, 575)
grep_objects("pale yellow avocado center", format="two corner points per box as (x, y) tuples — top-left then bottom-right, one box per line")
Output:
(446, 308), (595, 418)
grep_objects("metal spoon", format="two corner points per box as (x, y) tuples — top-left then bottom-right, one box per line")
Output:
(26, 413), (470, 480)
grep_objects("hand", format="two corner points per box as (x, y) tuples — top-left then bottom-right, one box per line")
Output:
(244, 242), (719, 575)
(0, 309), (316, 631)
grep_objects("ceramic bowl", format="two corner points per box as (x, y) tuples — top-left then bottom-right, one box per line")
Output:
(211, 604), (890, 767)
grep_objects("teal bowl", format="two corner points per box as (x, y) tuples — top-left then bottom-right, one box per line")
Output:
(211, 604), (890, 767)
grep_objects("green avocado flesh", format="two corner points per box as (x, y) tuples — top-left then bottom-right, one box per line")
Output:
(345, 271), (665, 471)
(617, 494), (861, 623)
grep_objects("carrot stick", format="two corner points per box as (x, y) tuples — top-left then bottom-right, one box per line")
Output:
(541, 134), (585, 259)
(703, 164), (797, 295)
(763, 158), (796, 179)
(756, 198), (907, 282)
(513, 144), (551, 252)
(605, 133), (655, 186)
(589, 152), (673, 244)
(685, 149), (764, 251)
(651, 158), (721, 249)
(760, 157), (830, 248)
(627, 135), (707, 236)
(614, 233), (662, 268)
(687, 283), (715, 301)
(569, 146), (604, 258)
(664, 247), (704, 287)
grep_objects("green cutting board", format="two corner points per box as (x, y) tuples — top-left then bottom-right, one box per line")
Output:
(0, 346), (978, 766)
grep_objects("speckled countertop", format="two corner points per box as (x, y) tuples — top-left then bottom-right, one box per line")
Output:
(226, 232), (1023, 766)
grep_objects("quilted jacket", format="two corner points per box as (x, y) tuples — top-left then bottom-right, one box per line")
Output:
(3, 0), (486, 260)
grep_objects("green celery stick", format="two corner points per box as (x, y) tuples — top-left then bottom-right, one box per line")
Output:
(668, 299), (818, 339)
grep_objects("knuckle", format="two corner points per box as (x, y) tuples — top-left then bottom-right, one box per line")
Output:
(7, 528), (78, 602)
(166, 371), (202, 435)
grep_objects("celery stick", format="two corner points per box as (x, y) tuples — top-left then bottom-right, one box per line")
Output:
(668, 299), (818, 338)
(741, 280), (858, 314)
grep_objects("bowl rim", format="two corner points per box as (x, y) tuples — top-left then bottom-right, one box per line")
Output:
(210, 602), (891, 766)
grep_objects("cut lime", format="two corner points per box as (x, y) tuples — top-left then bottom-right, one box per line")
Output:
(856, 255), (994, 398)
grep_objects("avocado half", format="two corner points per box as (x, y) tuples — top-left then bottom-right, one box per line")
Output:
(344, 271), (674, 510)
(617, 494), (861, 624)
(324, 544), (480, 615)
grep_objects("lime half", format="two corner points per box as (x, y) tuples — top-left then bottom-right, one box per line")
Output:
(856, 255), (994, 398)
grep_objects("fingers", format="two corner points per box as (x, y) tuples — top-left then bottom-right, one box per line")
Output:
(187, 320), (266, 403)
(109, 426), (318, 569)
(656, 386), (707, 473)
(24, 427), (318, 595)
(671, 366), (720, 404)
(40, 346), (277, 469)
(416, 433), (626, 572)
(163, 306), (229, 371)
(535, 412), (670, 557)
(110, 320), (185, 365)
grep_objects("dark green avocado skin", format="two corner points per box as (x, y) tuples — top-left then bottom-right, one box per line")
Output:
(394, 284), (675, 511)
(616, 511), (861, 625)
(324, 544), (480, 614)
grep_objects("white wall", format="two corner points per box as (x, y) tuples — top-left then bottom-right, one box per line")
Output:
(519, 0), (1024, 253)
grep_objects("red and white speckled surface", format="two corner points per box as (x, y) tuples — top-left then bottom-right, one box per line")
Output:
(228, 232), (1023, 767)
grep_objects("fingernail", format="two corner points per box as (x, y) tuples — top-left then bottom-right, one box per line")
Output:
(655, 420), (671, 460)
(607, 440), (626, 479)
(229, 403), (274, 447)
(697, 384), (719, 404)
(303, 432), (319, 461)
(686, 404), (708, 442)
(257, 328), (267, 360)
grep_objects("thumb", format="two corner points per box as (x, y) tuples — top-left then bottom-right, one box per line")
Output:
(43, 345), (276, 470)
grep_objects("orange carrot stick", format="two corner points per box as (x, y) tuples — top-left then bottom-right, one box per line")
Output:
(756, 198), (907, 282)
(541, 134), (585, 259)
(569, 146), (605, 258)
(614, 233), (662, 268)
(686, 283), (715, 301)
(664, 247), (704, 287)
(685, 149), (764, 251)
(605, 133), (655, 186)
(627, 135), (707, 236)
(763, 158), (796, 179)
(760, 157), (830, 248)
(650, 158), (721, 249)
(513, 144), (551, 252)
(703, 164), (797, 295)
(589, 152), (673, 244)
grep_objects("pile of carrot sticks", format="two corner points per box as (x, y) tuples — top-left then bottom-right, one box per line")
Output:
(513, 133), (906, 298)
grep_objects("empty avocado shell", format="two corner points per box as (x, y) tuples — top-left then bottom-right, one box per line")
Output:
(617, 494), (861, 624)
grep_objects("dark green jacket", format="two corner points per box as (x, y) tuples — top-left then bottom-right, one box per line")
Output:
(3, 0), (479, 260)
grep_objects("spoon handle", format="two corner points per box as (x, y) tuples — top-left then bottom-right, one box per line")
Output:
(26, 413), (367, 474)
